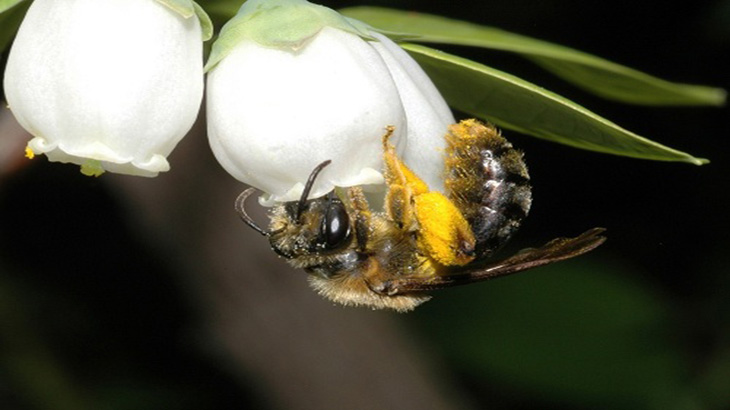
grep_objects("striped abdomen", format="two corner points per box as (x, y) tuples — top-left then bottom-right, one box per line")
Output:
(444, 119), (532, 260)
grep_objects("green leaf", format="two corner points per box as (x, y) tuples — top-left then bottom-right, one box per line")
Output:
(197, 0), (239, 20)
(410, 259), (694, 410)
(341, 6), (726, 106)
(0, 0), (25, 14)
(403, 44), (707, 165)
(0, 0), (27, 54)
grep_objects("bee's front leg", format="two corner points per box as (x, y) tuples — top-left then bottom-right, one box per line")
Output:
(344, 186), (374, 253)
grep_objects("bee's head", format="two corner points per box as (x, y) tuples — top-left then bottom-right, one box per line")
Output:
(235, 160), (353, 265)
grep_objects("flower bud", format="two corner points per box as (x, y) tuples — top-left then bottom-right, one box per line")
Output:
(205, 0), (454, 203)
(3, 0), (209, 176)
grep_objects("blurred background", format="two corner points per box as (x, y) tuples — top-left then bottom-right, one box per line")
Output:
(1, 0), (729, 409)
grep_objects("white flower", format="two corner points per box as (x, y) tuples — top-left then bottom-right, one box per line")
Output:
(3, 0), (211, 176)
(205, 0), (454, 203)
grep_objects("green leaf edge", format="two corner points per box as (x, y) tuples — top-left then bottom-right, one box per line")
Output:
(0, 0), (25, 15)
(340, 6), (726, 107)
(403, 43), (708, 165)
(0, 0), (28, 54)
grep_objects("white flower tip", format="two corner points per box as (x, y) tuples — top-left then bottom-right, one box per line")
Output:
(258, 182), (307, 207)
(28, 136), (171, 177)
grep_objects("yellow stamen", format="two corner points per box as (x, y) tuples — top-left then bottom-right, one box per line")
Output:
(24, 146), (35, 159)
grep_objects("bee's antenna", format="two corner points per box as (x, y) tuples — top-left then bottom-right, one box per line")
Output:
(296, 159), (332, 220)
(235, 188), (268, 236)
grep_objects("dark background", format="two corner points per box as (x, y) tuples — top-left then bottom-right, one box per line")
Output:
(1, 1), (728, 409)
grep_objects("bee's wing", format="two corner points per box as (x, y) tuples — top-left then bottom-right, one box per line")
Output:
(381, 228), (606, 294)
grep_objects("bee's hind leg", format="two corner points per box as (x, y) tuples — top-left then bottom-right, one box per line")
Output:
(381, 126), (476, 266)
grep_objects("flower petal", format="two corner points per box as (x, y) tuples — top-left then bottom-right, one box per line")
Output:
(207, 26), (407, 202)
(369, 32), (455, 193)
(3, 0), (204, 176)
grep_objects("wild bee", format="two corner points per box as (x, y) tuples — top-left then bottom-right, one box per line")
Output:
(237, 119), (605, 312)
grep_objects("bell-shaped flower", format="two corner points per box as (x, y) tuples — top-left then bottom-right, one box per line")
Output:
(205, 0), (454, 203)
(3, 0), (212, 176)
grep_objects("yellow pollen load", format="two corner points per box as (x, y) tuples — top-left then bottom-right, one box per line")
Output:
(382, 126), (476, 267)
(397, 163), (429, 195)
(414, 191), (476, 266)
(448, 118), (485, 144)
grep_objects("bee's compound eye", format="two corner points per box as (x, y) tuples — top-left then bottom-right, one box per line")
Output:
(323, 201), (351, 249)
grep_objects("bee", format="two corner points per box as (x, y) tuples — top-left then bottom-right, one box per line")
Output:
(236, 119), (605, 312)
